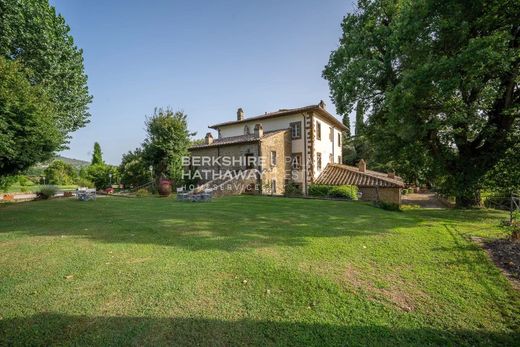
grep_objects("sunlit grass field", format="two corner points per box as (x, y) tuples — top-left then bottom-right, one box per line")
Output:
(0, 196), (518, 346)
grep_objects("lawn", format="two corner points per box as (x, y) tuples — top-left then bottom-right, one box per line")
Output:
(0, 196), (518, 346)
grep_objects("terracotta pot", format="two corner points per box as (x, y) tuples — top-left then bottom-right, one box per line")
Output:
(3, 194), (14, 201)
(158, 179), (172, 197)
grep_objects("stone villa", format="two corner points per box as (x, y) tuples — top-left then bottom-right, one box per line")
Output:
(188, 101), (404, 203)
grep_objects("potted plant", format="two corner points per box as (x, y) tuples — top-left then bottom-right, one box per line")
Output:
(158, 179), (172, 197)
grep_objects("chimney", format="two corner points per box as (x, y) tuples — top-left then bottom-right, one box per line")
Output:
(237, 108), (244, 121)
(205, 132), (213, 145)
(254, 123), (263, 138)
(358, 159), (366, 172)
(387, 171), (395, 179)
(318, 100), (326, 109)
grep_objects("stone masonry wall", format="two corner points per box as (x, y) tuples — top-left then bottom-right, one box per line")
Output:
(259, 130), (291, 195)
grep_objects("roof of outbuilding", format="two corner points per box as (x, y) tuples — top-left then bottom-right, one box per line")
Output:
(315, 164), (405, 188)
(209, 103), (347, 131)
(189, 129), (287, 150)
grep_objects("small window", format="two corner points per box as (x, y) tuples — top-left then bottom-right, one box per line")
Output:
(316, 121), (321, 140)
(271, 179), (277, 194)
(338, 155), (341, 164)
(316, 152), (322, 170)
(329, 154), (333, 164)
(270, 151), (277, 166)
(338, 133), (341, 147)
(291, 153), (302, 170)
(329, 127), (333, 142)
(244, 125), (250, 135)
(290, 121), (302, 139)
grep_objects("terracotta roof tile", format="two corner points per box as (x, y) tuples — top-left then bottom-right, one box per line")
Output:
(315, 164), (405, 188)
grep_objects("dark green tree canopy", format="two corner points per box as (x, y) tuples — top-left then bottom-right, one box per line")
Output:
(0, 0), (92, 133)
(91, 142), (103, 165)
(324, 0), (520, 206)
(44, 159), (77, 185)
(142, 108), (195, 184)
(0, 0), (91, 180)
(0, 57), (62, 177)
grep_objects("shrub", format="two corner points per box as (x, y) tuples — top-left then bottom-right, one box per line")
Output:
(374, 201), (401, 211)
(308, 184), (333, 196)
(38, 185), (58, 199)
(76, 178), (94, 188)
(284, 182), (302, 197)
(328, 185), (358, 200)
(135, 188), (150, 197)
(18, 176), (31, 186)
(308, 184), (358, 200)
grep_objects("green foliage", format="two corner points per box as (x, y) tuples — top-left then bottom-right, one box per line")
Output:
(0, 57), (62, 179)
(44, 160), (77, 185)
(308, 184), (358, 200)
(0, 0), (92, 132)
(328, 185), (358, 200)
(142, 108), (195, 184)
(86, 164), (118, 190)
(18, 176), (32, 187)
(91, 142), (103, 165)
(135, 188), (150, 197)
(484, 142), (520, 194)
(38, 185), (58, 199)
(308, 184), (332, 197)
(76, 178), (94, 188)
(324, 0), (520, 206)
(119, 148), (150, 187)
(0, 0), (91, 181)
(283, 182), (303, 197)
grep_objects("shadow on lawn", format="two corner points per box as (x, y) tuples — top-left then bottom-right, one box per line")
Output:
(0, 196), (507, 252)
(0, 312), (517, 346)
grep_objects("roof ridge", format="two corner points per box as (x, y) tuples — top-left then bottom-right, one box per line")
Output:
(208, 104), (347, 131)
(321, 163), (404, 187)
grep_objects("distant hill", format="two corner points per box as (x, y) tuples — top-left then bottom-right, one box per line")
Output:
(26, 156), (90, 176)
(53, 155), (90, 168)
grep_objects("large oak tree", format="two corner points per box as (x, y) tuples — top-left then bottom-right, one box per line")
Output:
(324, 0), (519, 206)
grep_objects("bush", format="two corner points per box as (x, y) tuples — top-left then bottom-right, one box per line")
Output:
(308, 184), (333, 196)
(76, 178), (94, 188)
(373, 201), (401, 211)
(284, 182), (302, 197)
(135, 188), (150, 197)
(18, 176), (32, 186)
(38, 185), (58, 199)
(328, 185), (358, 200)
(308, 184), (358, 200)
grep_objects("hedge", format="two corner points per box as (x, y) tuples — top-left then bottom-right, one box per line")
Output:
(308, 184), (358, 200)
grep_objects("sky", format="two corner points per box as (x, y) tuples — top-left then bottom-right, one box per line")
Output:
(52, 0), (355, 164)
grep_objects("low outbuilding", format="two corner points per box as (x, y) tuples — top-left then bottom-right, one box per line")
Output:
(315, 160), (405, 204)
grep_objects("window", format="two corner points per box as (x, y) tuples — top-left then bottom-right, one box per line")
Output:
(271, 179), (277, 194)
(270, 151), (277, 166)
(316, 152), (322, 170)
(338, 133), (341, 147)
(329, 154), (334, 164)
(291, 153), (302, 170)
(290, 121), (302, 139)
(329, 127), (334, 142)
(338, 155), (341, 164)
(244, 125), (250, 135)
(316, 121), (321, 140)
